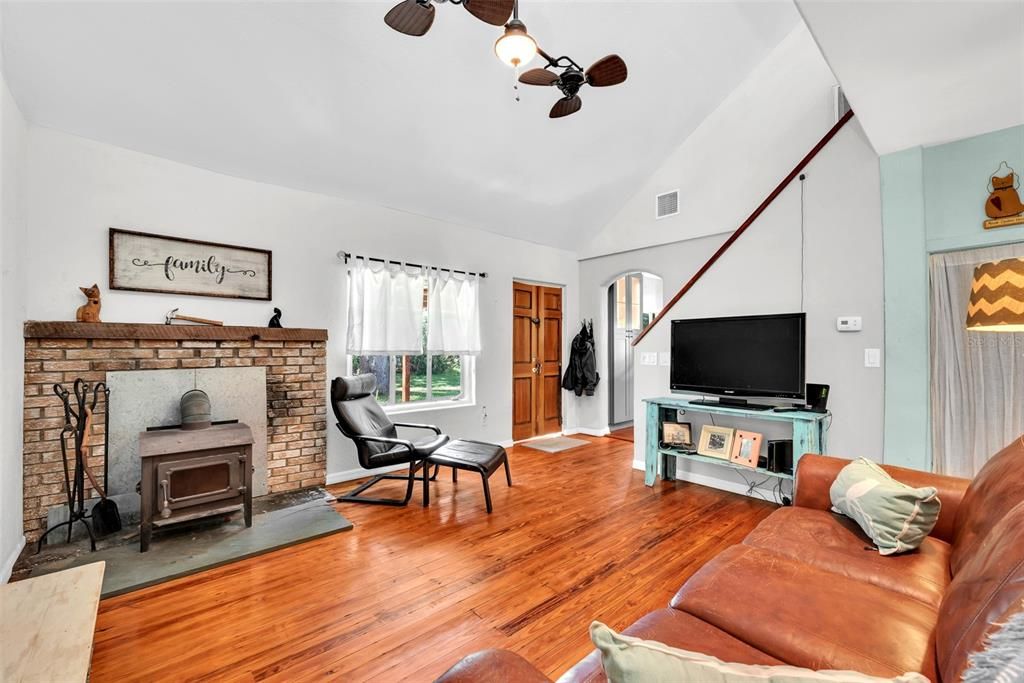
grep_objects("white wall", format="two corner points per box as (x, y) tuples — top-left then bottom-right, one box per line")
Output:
(631, 120), (884, 496)
(1, 58), (29, 579)
(575, 20), (842, 438)
(576, 236), (722, 435)
(23, 127), (579, 487)
(571, 22), (886, 498)
(581, 24), (838, 259)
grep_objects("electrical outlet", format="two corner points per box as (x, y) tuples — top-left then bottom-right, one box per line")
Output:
(481, 405), (488, 426)
(864, 348), (881, 367)
(658, 352), (671, 366)
(836, 316), (862, 332)
(640, 352), (658, 366)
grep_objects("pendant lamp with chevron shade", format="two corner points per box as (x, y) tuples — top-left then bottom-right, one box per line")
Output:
(966, 257), (1024, 332)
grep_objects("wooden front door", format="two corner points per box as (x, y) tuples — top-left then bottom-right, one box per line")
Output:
(512, 282), (563, 441)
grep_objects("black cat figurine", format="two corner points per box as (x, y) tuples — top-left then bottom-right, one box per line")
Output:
(268, 308), (283, 328)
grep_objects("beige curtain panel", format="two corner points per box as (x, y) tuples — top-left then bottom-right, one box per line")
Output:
(929, 243), (1024, 477)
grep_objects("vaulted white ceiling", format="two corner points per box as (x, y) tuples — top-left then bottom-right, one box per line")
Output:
(0, 1), (799, 250)
(797, 0), (1024, 155)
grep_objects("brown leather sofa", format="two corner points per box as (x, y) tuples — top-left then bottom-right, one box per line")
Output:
(436, 437), (1024, 683)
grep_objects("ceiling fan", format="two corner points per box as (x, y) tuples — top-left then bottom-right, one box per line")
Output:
(384, 0), (514, 37)
(518, 53), (627, 118)
(384, 0), (627, 119)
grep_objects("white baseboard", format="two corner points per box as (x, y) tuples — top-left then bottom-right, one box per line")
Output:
(633, 457), (786, 501)
(326, 463), (409, 486)
(1, 535), (26, 584)
(564, 426), (610, 437)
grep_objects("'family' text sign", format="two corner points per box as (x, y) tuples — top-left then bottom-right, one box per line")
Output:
(109, 229), (272, 300)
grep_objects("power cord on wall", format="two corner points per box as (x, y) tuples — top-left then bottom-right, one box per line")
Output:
(734, 469), (791, 505)
(799, 173), (807, 313)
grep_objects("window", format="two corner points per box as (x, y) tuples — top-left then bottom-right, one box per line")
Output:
(346, 259), (480, 410)
(349, 302), (473, 409)
(351, 353), (468, 407)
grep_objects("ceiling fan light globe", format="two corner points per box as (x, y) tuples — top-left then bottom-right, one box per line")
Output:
(494, 22), (537, 67)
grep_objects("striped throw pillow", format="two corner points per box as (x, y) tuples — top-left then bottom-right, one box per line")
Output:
(590, 622), (929, 682)
(829, 458), (941, 556)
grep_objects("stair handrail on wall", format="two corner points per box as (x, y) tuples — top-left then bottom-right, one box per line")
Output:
(631, 109), (856, 347)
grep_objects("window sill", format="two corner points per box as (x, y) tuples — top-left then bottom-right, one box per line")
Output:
(384, 398), (475, 416)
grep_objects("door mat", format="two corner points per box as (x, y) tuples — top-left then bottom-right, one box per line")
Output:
(521, 436), (590, 453)
(15, 488), (352, 598)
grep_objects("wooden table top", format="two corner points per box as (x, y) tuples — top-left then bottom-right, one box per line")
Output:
(1, 561), (106, 683)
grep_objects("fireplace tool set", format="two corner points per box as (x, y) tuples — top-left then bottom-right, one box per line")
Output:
(36, 378), (121, 552)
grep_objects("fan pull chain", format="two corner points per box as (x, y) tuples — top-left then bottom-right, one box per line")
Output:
(513, 64), (520, 102)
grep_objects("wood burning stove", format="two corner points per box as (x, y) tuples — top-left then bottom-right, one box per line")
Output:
(137, 422), (254, 552)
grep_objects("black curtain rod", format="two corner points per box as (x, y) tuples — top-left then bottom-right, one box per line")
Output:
(337, 251), (488, 278)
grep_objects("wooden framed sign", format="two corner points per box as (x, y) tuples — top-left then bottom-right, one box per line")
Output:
(109, 229), (272, 300)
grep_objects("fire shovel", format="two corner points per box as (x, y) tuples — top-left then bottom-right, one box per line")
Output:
(80, 405), (122, 536)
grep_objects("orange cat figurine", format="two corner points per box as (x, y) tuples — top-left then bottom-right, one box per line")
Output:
(76, 284), (102, 322)
(986, 172), (1024, 219)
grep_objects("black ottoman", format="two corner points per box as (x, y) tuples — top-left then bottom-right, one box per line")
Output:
(426, 440), (511, 513)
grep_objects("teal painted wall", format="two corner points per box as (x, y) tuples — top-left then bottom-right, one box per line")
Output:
(881, 125), (1024, 470)
(924, 125), (1024, 252)
(880, 148), (929, 469)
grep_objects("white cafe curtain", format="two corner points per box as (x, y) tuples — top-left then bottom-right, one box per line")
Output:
(929, 242), (1024, 477)
(346, 258), (424, 355)
(426, 269), (481, 356)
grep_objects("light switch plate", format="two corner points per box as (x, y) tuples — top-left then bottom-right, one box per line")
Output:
(837, 316), (862, 332)
(640, 352), (658, 366)
(658, 352), (671, 366)
(864, 348), (881, 367)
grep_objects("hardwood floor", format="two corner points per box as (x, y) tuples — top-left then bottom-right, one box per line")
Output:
(607, 426), (634, 443)
(90, 436), (775, 682)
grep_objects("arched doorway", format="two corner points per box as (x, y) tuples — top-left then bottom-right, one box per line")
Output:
(607, 272), (663, 429)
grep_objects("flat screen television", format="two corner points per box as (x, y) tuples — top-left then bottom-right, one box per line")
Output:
(670, 312), (805, 409)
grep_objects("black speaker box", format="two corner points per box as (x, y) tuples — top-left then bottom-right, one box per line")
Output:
(767, 440), (793, 475)
(806, 383), (830, 413)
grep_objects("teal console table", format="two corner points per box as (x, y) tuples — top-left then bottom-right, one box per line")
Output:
(643, 397), (829, 487)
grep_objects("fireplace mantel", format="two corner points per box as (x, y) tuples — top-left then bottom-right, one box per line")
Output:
(24, 321), (327, 342)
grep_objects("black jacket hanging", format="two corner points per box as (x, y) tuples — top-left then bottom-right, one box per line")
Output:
(562, 320), (600, 397)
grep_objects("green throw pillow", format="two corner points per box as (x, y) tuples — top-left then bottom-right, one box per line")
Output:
(829, 458), (941, 555)
(590, 621), (929, 682)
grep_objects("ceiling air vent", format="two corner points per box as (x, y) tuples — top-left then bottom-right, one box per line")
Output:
(656, 190), (679, 220)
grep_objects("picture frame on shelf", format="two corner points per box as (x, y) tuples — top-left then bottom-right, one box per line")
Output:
(730, 430), (763, 468)
(661, 422), (693, 450)
(697, 425), (735, 460)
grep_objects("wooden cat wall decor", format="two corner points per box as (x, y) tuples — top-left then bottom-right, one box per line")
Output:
(76, 284), (102, 322)
(984, 162), (1024, 230)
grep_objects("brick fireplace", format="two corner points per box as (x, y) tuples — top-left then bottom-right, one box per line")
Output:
(22, 321), (328, 543)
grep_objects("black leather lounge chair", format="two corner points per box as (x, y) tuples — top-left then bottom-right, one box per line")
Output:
(331, 374), (450, 506)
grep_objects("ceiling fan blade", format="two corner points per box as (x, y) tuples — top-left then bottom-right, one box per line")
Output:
(385, 0), (435, 36)
(519, 68), (559, 86)
(463, 0), (514, 26)
(585, 54), (627, 87)
(549, 95), (582, 119)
